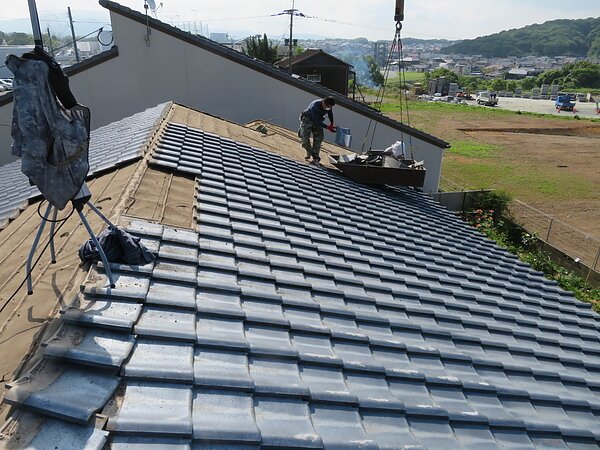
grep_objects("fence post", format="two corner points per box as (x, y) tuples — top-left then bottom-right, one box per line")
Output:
(545, 218), (554, 242)
(587, 246), (600, 283)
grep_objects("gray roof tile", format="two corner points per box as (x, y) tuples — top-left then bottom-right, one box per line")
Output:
(134, 306), (197, 342)
(43, 325), (135, 369)
(192, 390), (260, 443)
(4, 364), (119, 424)
(62, 295), (142, 330)
(108, 382), (192, 435)
(254, 397), (322, 448)
(0, 412), (109, 450)
(122, 339), (194, 382)
(4, 117), (600, 448)
(111, 436), (191, 450)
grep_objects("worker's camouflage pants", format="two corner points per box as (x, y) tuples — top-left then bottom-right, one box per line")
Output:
(300, 117), (324, 161)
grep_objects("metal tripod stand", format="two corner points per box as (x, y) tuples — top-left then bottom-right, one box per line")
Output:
(26, 184), (116, 294)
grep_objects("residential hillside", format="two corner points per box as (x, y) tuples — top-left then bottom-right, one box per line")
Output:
(442, 17), (600, 58)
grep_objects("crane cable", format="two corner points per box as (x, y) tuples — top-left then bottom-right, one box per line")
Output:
(361, 21), (414, 159)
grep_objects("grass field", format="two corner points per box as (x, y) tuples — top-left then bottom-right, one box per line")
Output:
(385, 71), (426, 83)
(381, 99), (600, 240)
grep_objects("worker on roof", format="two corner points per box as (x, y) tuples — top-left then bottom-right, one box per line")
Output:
(300, 96), (337, 166)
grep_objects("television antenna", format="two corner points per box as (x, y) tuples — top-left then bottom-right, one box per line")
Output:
(144, 0), (164, 18)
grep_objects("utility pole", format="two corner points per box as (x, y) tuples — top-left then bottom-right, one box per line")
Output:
(274, 2), (305, 75)
(47, 28), (55, 57)
(287, 0), (296, 74)
(27, 0), (43, 47)
(68, 7), (80, 63)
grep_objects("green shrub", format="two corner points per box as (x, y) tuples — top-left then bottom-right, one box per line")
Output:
(466, 191), (600, 310)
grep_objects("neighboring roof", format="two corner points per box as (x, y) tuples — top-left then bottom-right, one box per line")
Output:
(3, 107), (600, 448)
(276, 49), (353, 69)
(98, 0), (449, 150)
(0, 102), (169, 230)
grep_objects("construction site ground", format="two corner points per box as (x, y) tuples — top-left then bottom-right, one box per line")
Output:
(386, 102), (600, 241)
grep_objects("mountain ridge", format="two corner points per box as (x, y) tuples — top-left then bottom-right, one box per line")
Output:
(441, 17), (600, 58)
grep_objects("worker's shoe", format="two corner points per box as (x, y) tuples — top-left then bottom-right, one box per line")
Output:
(309, 159), (321, 167)
(304, 150), (311, 160)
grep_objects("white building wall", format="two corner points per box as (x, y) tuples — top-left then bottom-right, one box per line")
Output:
(0, 10), (445, 192)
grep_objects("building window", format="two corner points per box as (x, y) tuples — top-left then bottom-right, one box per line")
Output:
(306, 74), (322, 83)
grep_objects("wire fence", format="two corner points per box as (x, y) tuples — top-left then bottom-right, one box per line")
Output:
(509, 199), (600, 272)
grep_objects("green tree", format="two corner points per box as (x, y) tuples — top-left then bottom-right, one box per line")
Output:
(425, 67), (459, 84)
(490, 79), (507, 92)
(506, 80), (518, 92)
(364, 55), (385, 87)
(520, 77), (536, 91)
(0, 31), (34, 45)
(243, 33), (278, 64)
(534, 61), (600, 89)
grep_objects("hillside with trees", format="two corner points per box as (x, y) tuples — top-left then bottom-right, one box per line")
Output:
(422, 62), (600, 94)
(442, 17), (600, 57)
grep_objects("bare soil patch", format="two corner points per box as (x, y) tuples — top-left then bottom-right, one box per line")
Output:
(389, 108), (600, 241)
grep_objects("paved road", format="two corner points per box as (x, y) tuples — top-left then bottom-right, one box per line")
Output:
(465, 97), (599, 119)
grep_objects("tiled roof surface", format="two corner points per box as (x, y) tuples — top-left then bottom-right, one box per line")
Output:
(0, 102), (169, 230)
(2, 120), (600, 448)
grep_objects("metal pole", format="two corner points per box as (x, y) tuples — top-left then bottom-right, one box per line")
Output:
(77, 210), (116, 288)
(48, 208), (58, 263)
(47, 27), (55, 57)
(86, 201), (117, 228)
(586, 246), (600, 283)
(27, 0), (44, 47)
(288, 2), (295, 75)
(26, 203), (53, 294)
(545, 218), (554, 242)
(68, 7), (80, 62)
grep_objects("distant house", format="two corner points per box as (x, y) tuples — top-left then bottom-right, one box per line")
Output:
(506, 68), (531, 80)
(275, 49), (354, 96)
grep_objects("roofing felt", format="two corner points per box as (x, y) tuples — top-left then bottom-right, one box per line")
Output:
(2, 117), (600, 448)
(97, 0), (450, 150)
(0, 102), (169, 230)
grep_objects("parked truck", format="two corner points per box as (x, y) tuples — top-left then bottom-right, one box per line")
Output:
(476, 91), (498, 106)
(555, 94), (576, 112)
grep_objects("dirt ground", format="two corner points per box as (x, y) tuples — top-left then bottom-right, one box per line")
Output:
(388, 107), (600, 241)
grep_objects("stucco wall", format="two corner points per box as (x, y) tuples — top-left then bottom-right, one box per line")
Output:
(0, 10), (445, 192)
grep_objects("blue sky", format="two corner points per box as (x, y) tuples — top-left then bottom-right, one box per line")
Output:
(1, 0), (598, 41)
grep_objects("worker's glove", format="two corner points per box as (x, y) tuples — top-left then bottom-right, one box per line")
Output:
(326, 123), (337, 132)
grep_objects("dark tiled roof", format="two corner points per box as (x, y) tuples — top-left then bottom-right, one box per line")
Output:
(0, 102), (168, 230)
(98, 0), (449, 150)
(3, 117), (599, 448)
(276, 49), (353, 69)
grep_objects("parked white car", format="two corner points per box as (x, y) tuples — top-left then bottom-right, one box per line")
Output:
(0, 79), (13, 90)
